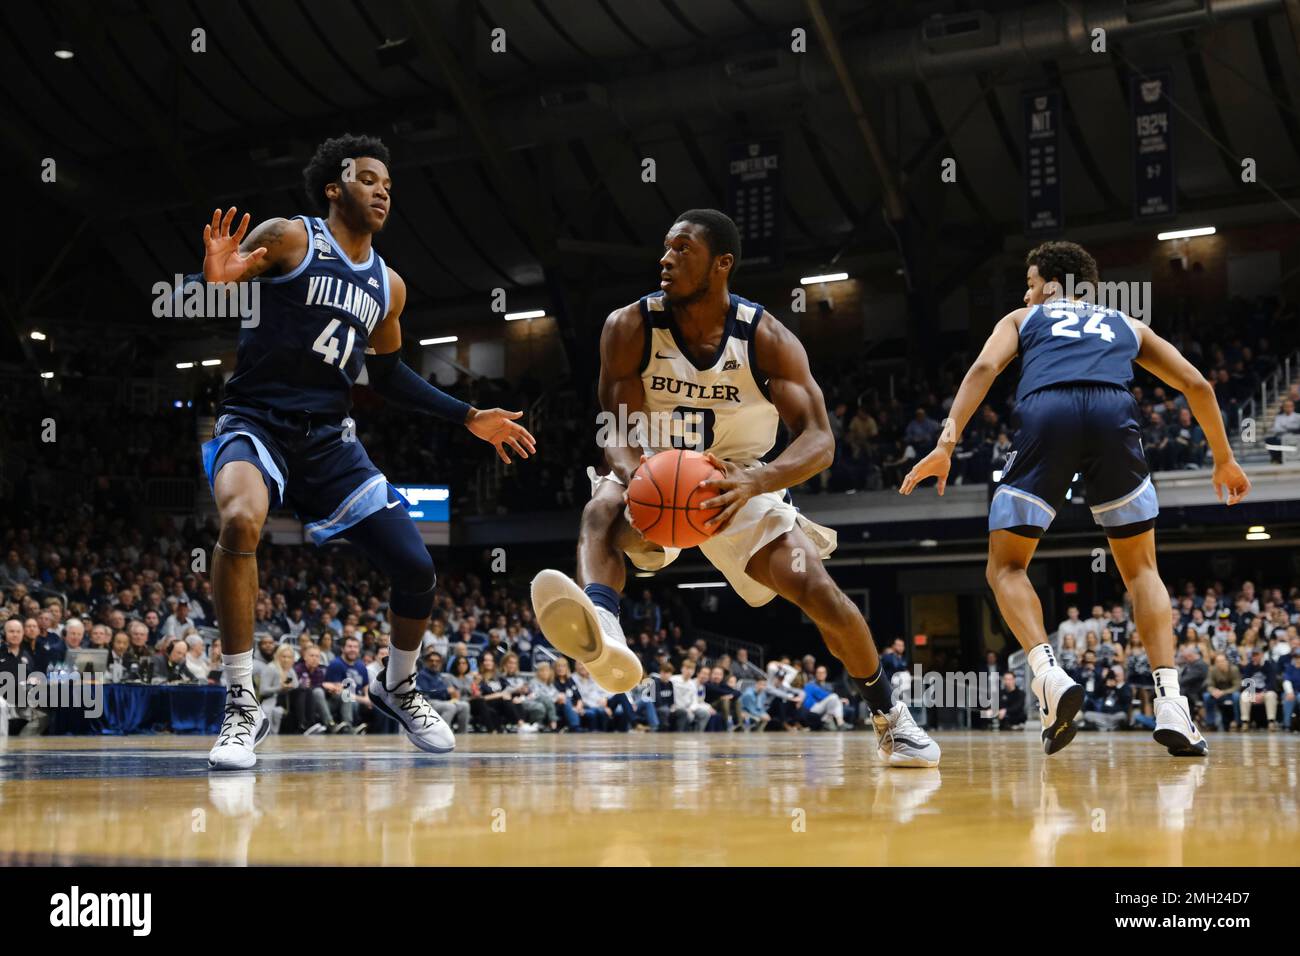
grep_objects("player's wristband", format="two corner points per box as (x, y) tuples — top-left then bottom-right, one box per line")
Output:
(365, 350), (472, 424)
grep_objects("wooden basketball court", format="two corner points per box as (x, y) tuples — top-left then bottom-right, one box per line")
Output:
(0, 732), (1294, 866)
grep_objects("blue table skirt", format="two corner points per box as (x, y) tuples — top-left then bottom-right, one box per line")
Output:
(46, 683), (226, 736)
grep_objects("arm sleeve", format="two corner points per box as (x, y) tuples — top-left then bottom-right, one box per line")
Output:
(365, 351), (472, 424)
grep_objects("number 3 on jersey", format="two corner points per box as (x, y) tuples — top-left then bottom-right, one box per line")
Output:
(313, 318), (357, 368)
(671, 405), (716, 451)
(1049, 309), (1115, 343)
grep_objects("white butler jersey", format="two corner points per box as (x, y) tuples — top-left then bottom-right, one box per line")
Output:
(637, 291), (779, 464)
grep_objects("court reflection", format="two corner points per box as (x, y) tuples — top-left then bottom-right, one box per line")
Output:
(0, 733), (1294, 865)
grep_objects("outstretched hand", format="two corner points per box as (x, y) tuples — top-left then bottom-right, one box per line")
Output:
(1212, 458), (1251, 506)
(467, 408), (537, 464)
(203, 207), (266, 283)
(899, 448), (952, 496)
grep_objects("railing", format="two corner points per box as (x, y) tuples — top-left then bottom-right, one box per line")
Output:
(1236, 347), (1300, 438)
(472, 387), (558, 514)
(693, 627), (765, 670)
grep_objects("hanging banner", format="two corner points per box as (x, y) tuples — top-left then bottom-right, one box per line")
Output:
(726, 138), (782, 269)
(1023, 90), (1063, 237)
(1132, 70), (1176, 221)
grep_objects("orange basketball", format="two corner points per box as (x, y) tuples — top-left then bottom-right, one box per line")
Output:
(626, 449), (725, 549)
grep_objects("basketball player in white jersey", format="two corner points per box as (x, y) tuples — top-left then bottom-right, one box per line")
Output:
(531, 209), (939, 766)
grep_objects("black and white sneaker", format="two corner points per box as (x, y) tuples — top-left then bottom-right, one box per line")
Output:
(370, 668), (455, 754)
(1153, 695), (1208, 756)
(873, 702), (941, 767)
(1032, 666), (1085, 755)
(207, 683), (270, 771)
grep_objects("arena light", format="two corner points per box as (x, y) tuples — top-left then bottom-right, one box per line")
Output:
(201, 358), (221, 366)
(175, 361), (194, 369)
(53, 48), (74, 60)
(1157, 226), (1215, 241)
(30, 330), (46, 341)
(800, 272), (849, 285)
(40, 371), (54, 379)
(1245, 531), (1271, 541)
(504, 310), (546, 321)
(677, 581), (727, 589)
(1248, 525), (1265, 533)
(420, 335), (458, 346)
(633, 571), (655, 578)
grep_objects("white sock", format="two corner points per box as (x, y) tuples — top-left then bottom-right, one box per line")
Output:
(386, 646), (419, 689)
(1027, 642), (1059, 678)
(1154, 667), (1180, 699)
(223, 651), (253, 695)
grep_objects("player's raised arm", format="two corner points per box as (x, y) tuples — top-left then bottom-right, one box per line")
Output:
(1131, 321), (1250, 505)
(698, 313), (833, 531)
(900, 309), (1024, 496)
(366, 269), (535, 463)
(597, 304), (651, 485)
(201, 207), (304, 284)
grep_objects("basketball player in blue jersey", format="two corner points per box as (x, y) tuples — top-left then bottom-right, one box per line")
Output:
(531, 209), (940, 766)
(901, 241), (1250, 757)
(192, 135), (535, 769)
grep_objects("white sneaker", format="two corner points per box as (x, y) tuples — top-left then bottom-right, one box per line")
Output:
(1153, 695), (1208, 756)
(370, 668), (456, 754)
(530, 570), (643, 693)
(517, 722), (539, 734)
(207, 683), (270, 771)
(303, 722), (327, 736)
(1031, 666), (1085, 755)
(872, 702), (941, 767)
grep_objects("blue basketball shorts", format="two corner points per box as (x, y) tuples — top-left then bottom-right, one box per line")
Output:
(990, 383), (1158, 536)
(200, 405), (409, 546)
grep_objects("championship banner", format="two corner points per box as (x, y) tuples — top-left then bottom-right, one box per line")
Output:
(1131, 70), (1176, 221)
(1023, 90), (1063, 237)
(726, 138), (782, 268)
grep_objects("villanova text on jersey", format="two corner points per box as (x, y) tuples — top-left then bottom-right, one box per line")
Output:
(223, 215), (391, 418)
(1015, 298), (1140, 402)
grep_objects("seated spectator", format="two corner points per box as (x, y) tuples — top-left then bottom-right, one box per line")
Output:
(1281, 647), (1300, 731)
(739, 677), (771, 732)
(1203, 653), (1241, 731)
(702, 665), (742, 730)
(800, 665), (847, 731)
(1059, 634), (1079, 673)
(572, 660), (614, 731)
(1125, 634), (1154, 717)
(1267, 398), (1300, 463)
(471, 653), (513, 733)
(1081, 666), (1131, 731)
(106, 630), (133, 682)
(292, 644), (335, 734)
(651, 660), (675, 730)
(522, 660), (559, 732)
(259, 644), (299, 734)
(1240, 648), (1279, 730)
(499, 651), (539, 733)
(669, 660), (712, 732)
(730, 647), (765, 683)
(1177, 645), (1209, 722)
(183, 635), (210, 682)
(155, 637), (196, 683)
(552, 656), (585, 732)
(994, 671), (1026, 728)
(417, 650), (469, 734)
(323, 635), (371, 732)
(1167, 407), (1207, 468)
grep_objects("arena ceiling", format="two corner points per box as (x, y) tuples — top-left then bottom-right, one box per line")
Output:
(4, 0), (1300, 362)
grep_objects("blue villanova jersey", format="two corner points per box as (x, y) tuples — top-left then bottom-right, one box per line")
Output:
(1015, 298), (1140, 402)
(222, 215), (390, 417)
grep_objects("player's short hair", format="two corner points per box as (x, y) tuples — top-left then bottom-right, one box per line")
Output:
(674, 208), (742, 273)
(1025, 240), (1098, 287)
(302, 134), (391, 213)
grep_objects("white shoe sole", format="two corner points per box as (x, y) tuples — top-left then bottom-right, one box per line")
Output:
(880, 749), (941, 768)
(531, 570), (642, 693)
